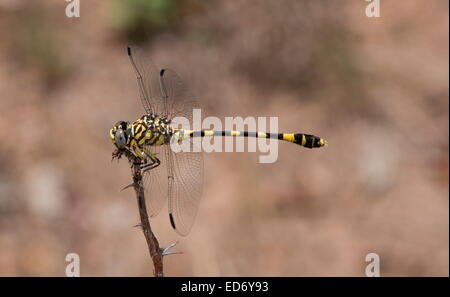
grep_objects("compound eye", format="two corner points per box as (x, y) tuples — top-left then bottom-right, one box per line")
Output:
(115, 129), (127, 147)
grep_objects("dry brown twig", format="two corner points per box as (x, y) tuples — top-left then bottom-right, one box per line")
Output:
(112, 148), (179, 277)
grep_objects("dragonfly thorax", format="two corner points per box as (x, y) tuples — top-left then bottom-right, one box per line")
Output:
(110, 113), (176, 151)
(133, 114), (175, 147)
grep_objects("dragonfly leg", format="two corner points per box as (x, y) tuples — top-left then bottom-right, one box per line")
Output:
(111, 149), (124, 162)
(141, 161), (160, 172)
(140, 147), (161, 172)
(131, 144), (147, 161)
(119, 146), (146, 192)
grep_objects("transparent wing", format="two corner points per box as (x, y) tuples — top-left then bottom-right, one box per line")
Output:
(129, 45), (203, 235)
(159, 68), (200, 123)
(166, 137), (204, 236)
(127, 46), (200, 121)
(144, 138), (204, 235)
(127, 45), (164, 115)
(142, 145), (169, 217)
(160, 69), (204, 236)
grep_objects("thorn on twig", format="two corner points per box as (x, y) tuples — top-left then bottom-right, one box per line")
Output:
(161, 241), (182, 257)
(121, 183), (136, 192)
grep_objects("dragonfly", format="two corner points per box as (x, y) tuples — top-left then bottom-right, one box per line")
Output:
(110, 46), (327, 236)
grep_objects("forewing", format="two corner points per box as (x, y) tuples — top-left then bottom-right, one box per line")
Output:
(127, 45), (164, 115)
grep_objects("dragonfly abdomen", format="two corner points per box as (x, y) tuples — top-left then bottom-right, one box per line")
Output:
(181, 130), (327, 149)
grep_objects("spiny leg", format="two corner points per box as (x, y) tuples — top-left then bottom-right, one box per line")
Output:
(141, 160), (160, 172)
(111, 149), (124, 162)
(140, 147), (161, 173)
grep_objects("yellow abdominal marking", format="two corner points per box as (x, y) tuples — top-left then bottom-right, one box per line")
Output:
(282, 133), (295, 143)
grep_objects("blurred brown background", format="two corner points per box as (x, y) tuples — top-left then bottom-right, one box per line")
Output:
(0, 0), (448, 276)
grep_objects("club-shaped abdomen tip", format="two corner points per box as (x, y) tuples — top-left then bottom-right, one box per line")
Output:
(308, 135), (327, 148)
(318, 138), (327, 147)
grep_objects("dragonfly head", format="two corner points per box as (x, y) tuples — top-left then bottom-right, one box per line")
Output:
(110, 121), (132, 148)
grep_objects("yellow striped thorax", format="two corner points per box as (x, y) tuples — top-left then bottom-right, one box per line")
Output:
(110, 114), (175, 152)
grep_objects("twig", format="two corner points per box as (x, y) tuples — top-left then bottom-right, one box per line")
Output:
(112, 148), (164, 277)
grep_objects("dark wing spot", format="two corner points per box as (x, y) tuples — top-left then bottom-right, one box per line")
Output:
(169, 213), (176, 230)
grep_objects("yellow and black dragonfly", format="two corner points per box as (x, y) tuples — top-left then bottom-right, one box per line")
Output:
(110, 46), (327, 236)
